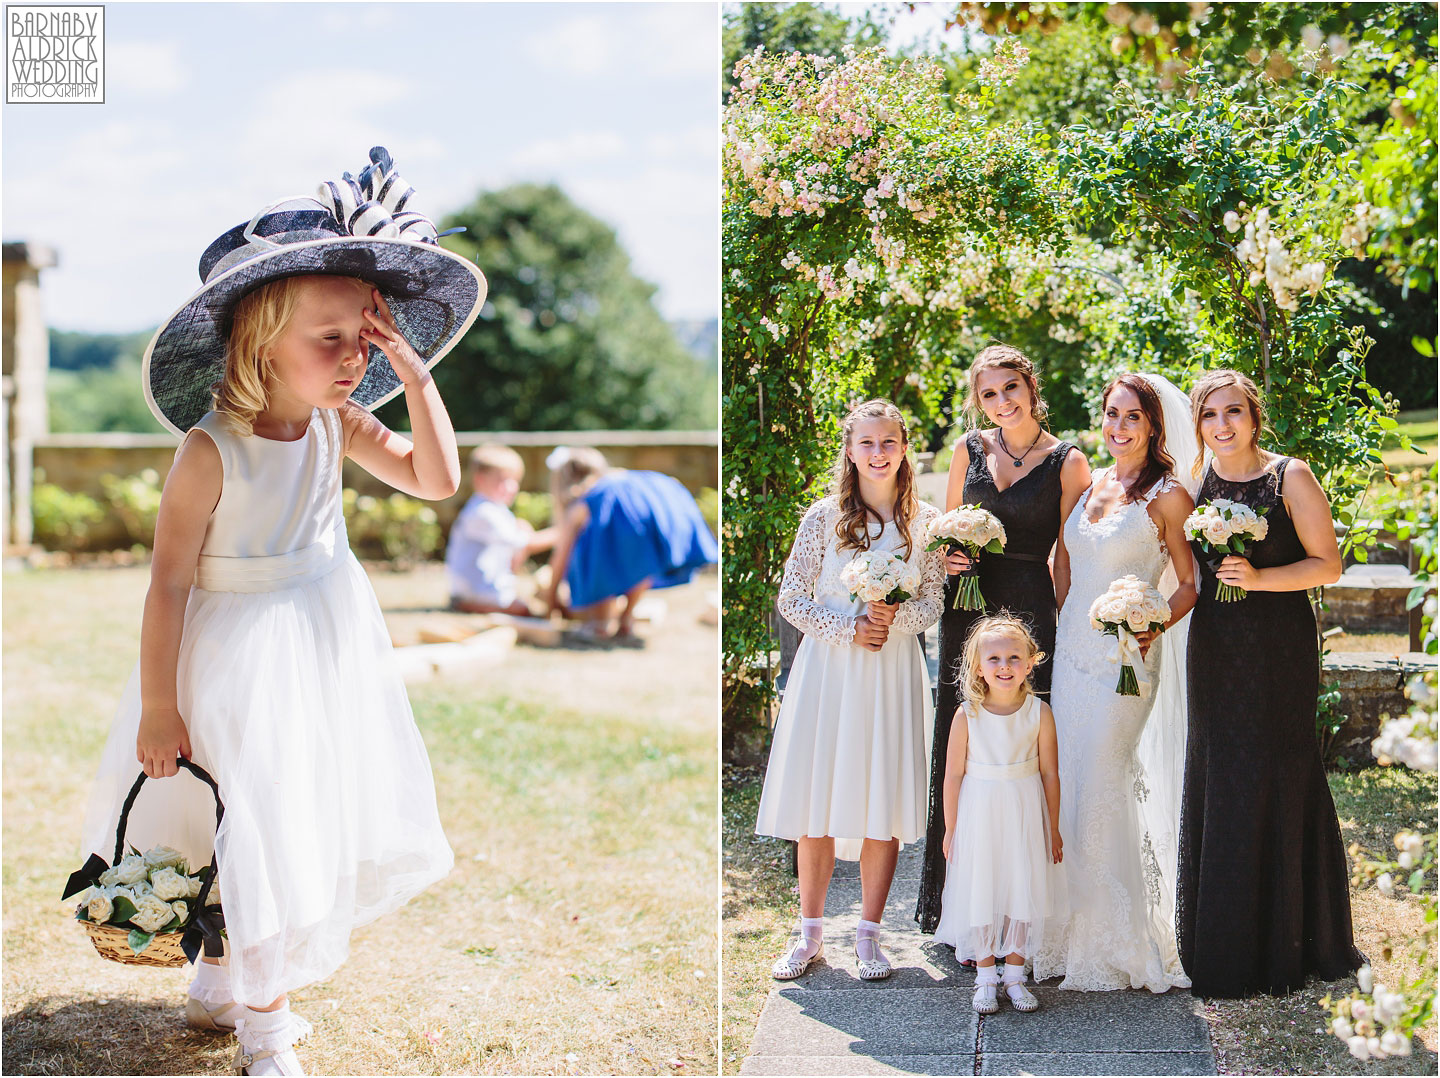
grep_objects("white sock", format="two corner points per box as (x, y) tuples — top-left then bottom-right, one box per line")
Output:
(1002, 962), (1026, 986)
(856, 918), (886, 962)
(188, 959), (233, 1003)
(797, 916), (823, 959)
(976, 963), (1001, 986)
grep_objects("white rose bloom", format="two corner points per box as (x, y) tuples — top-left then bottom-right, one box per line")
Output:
(1376, 872), (1395, 897)
(1380, 1030), (1411, 1057)
(129, 893), (175, 933)
(1331, 1016), (1353, 1041)
(1126, 610), (1149, 633)
(206, 880), (222, 906)
(1250, 517), (1269, 540)
(114, 855), (148, 886)
(1398, 851), (1414, 870)
(98, 866), (122, 887)
(87, 888), (115, 922)
(1204, 519), (1231, 545)
(1367, 1037), (1384, 1059)
(1400, 832), (1424, 858)
(187, 875), (204, 899)
(1347, 1035), (1370, 1061)
(170, 901), (189, 923)
(149, 867), (190, 901)
(1357, 966), (1374, 994)
(143, 846), (187, 871)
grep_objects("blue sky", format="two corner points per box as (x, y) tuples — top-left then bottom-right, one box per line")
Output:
(2, 2), (719, 332)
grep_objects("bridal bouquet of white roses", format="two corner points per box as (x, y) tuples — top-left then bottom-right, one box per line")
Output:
(840, 549), (922, 606)
(1089, 575), (1171, 696)
(1184, 499), (1270, 601)
(925, 505), (1007, 610)
(74, 845), (217, 955)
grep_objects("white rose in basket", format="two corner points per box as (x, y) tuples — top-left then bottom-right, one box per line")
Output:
(925, 504), (1007, 610)
(129, 892), (176, 934)
(1185, 498), (1271, 601)
(170, 901), (188, 923)
(149, 866), (190, 901)
(1089, 575), (1170, 696)
(143, 846), (187, 871)
(112, 855), (148, 887)
(86, 888), (114, 923)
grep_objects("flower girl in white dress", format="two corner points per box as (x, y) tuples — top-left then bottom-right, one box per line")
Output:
(935, 614), (1067, 1013)
(755, 399), (945, 981)
(81, 149), (483, 1075)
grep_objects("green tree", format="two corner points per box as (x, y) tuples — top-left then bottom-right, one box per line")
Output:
(48, 355), (165, 434)
(376, 183), (709, 434)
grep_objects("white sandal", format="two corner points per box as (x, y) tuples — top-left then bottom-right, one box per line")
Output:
(1003, 970), (1039, 1012)
(772, 936), (823, 980)
(855, 935), (892, 981)
(186, 996), (244, 1031)
(232, 1045), (305, 1076)
(973, 966), (1001, 1014)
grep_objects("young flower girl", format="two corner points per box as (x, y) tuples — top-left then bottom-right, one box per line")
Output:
(935, 614), (1067, 1013)
(82, 148), (482, 1075)
(755, 399), (944, 980)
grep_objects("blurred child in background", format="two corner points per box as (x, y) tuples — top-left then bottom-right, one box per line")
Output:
(447, 445), (554, 615)
(543, 447), (717, 640)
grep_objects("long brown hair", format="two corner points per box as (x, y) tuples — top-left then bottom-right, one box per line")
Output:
(1189, 369), (1267, 477)
(1101, 372), (1175, 502)
(961, 343), (1049, 428)
(830, 398), (919, 558)
(958, 613), (1045, 711)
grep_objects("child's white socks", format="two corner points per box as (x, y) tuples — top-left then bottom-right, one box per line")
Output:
(854, 918), (891, 979)
(235, 1002), (312, 1076)
(186, 958), (245, 1031)
(796, 916), (824, 962)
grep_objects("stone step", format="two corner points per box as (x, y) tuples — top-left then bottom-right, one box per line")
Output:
(1323, 651), (1436, 764)
(1323, 565), (1420, 634)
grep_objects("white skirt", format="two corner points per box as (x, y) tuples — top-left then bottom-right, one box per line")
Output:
(755, 632), (932, 862)
(82, 550), (453, 1006)
(934, 769), (1068, 961)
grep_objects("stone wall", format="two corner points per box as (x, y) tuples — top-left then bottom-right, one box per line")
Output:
(1325, 651), (1436, 765)
(32, 430), (717, 550)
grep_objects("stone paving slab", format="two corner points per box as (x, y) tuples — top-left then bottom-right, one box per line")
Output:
(979, 986), (1210, 1053)
(739, 1054), (973, 1076)
(980, 1050), (1217, 1075)
(748, 987), (978, 1060)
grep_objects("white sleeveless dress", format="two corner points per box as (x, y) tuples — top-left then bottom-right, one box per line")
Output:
(934, 694), (1068, 961)
(754, 497), (945, 861)
(82, 408), (454, 1006)
(1032, 472), (1190, 992)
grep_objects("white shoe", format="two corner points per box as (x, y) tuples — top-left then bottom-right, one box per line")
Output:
(772, 936), (823, 980)
(972, 981), (1000, 1014)
(1004, 979), (1039, 1012)
(855, 935), (892, 981)
(187, 995), (244, 1031)
(232, 1044), (305, 1076)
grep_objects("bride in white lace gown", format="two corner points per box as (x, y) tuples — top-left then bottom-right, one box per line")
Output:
(1033, 373), (1200, 993)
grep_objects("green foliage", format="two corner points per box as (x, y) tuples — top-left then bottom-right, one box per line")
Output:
(48, 355), (166, 434)
(379, 184), (709, 435)
(342, 489), (440, 567)
(31, 482), (104, 551)
(47, 328), (152, 372)
(722, 2), (883, 99)
(511, 490), (553, 531)
(99, 469), (163, 548)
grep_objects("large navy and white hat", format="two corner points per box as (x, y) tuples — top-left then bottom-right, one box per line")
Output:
(142, 146), (486, 436)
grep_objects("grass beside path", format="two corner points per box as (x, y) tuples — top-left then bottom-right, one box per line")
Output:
(3, 564), (718, 1076)
(722, 762), (1436, 1076)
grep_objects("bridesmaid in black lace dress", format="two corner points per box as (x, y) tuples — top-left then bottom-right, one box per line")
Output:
(1178, 370), (1363, 996)
(916, 345), (1090, 934)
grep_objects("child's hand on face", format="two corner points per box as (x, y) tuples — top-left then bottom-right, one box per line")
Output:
(853, 615), (890, 652)
(360, 288), (428, 386)
(866, 600), (898, 626)
(137, 707), (192, 779)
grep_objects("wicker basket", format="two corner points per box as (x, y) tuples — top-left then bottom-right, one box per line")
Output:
(80, 918), (190, 967)
(70, 759), (224, 968)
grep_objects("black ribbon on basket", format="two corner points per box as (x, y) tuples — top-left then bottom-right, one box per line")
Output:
(62, 758), (227, 959)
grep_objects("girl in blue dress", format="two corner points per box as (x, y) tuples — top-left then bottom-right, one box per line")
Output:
(542, 447), (717, 639)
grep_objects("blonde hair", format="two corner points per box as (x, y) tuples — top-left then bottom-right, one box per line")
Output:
(212, 275), (370, 435)
(1189, 368), (1267, 476)
(831, 398), (920, 560)
(549, 446), (608, 509)
(962, 343), (1049, 428)
(958, 613), (1046, 711)
(469, 444), (524, 480)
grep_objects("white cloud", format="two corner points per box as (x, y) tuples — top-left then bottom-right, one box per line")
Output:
(509, 130), (626, 172)
(523, 4), (716, 80)
(106, 39), (187, 95)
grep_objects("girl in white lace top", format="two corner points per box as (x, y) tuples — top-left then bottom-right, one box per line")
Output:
(754, 399), (945, 982)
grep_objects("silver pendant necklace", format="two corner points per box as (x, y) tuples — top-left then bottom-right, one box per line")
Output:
(997, 427), (1042, 468)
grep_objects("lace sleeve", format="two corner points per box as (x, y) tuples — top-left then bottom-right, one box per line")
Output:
(891, 508), (945, 634)
(777, 502), (857, 647)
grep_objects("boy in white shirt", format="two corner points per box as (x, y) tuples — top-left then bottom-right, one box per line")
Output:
(446, 445), (551, 615)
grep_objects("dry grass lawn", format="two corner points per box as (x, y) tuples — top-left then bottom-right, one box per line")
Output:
(3, 563), (718, 1076)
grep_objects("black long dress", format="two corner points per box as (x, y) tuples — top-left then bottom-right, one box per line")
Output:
(915, 432), (1073, 933)
(1178, 458), (1363, 996)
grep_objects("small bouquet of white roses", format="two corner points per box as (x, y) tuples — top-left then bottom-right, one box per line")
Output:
(1184, 498), (1269, 602)
(840, 549), (922, 606)
(1089, 575), (1171, 696)
(70, 845), (218, 959)
(925, 505), (1007, 610)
